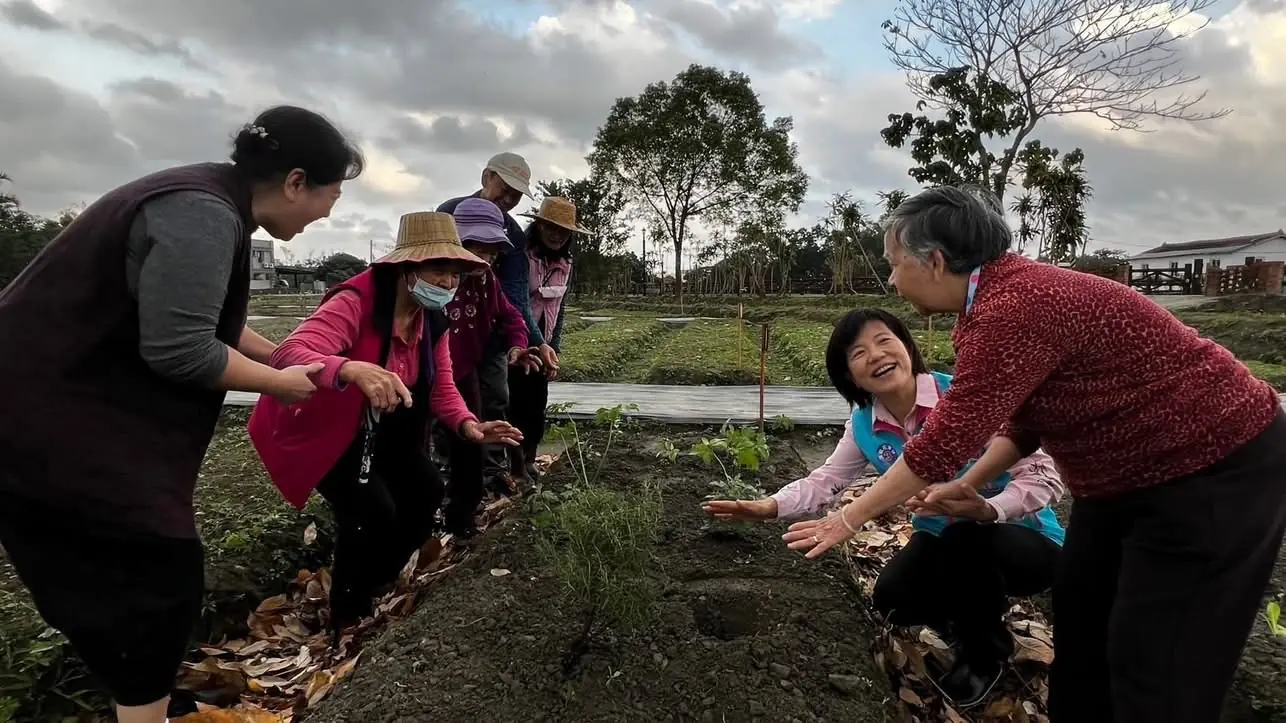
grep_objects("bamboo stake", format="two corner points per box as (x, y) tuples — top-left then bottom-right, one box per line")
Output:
(737, 302), (744, 369)
(759, 324), (769, 433)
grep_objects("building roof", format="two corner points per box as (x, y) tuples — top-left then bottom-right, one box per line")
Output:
(1129, 230), (1285, 261)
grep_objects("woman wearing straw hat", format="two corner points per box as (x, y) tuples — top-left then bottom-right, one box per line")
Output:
(248, 211), (523, 634)
(508, 196), (592, 481)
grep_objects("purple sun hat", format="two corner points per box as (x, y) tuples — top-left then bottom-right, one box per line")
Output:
(452, 197), (512, 247)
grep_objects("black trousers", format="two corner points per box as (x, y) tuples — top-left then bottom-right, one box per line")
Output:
(443, 372), (485, 532)
(317, 404), (442, 629)
(873, 521), (1061, 670)
(508, 365), (550, 465)
(0, 490), (204, 707)
(1049, 411), (1286, 723)
(476, 342), (510, 479)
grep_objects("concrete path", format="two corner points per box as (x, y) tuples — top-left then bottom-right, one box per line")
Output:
(224, 385), (1286, 426)
(226, 383), (850, 425)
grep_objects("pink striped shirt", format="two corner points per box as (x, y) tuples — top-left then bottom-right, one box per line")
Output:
(772, 375), (1064, 522)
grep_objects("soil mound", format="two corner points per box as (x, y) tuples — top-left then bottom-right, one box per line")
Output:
(305, 429), (895, 722)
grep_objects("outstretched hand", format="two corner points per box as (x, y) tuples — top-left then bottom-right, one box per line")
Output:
(461, 419), (523, 446)
(702, 497), (778, 522)
(781, 504), (861, 559)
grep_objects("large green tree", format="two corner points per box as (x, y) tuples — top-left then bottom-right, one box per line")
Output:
(881, 68), (1092, 261)
(312, 252), (367, 284)
(588, 64), (808, 299)
(0, 174), (72, 289)
(882, 0), (1225, 146)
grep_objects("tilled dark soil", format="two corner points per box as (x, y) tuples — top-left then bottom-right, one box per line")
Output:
(306, 428), (895, 722)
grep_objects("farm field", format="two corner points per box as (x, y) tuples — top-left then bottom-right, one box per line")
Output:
(245, 292), (1286, 388)
(4, 292), (1286, 721)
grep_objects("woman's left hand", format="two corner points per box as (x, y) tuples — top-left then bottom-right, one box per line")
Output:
(461, 420), (524, 446)
(782, 504), (862, 559)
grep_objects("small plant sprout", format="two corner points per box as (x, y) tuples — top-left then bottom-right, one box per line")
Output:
(532, 403), (661, 671)
(703, 474), (767, 536)
(656, 439), (679, 464)
(532, 481), (661, 673)
(1265, 600), (1286, 637)
(546, 404), (638, 488)
(690, 421), (771, 473)
(769, 414), (796, 432)
(690, 423), (769, 537)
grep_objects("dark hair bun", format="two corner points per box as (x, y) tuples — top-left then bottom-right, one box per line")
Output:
(230, 105), (365, 187)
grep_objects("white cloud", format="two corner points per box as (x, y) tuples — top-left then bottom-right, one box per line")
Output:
(3, 0), (1286, 264)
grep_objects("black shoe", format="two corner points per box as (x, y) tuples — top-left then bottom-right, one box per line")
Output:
(934, 657), (1001, 710)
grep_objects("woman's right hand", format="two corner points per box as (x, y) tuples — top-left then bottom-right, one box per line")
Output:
(702, 497), (778, 522)
(271, 363), (325, 405)
(339, 361), (413, 413)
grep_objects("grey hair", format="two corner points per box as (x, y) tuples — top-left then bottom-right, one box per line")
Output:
(883, 185), (1011, 274)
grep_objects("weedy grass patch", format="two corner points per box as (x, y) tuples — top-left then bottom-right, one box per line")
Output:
(557, 319), (671, 382)
(247, 295), (321, 317)
(533, 404), (662, 671)
(638, 320), (804, 385)
(1244, 361), (1286, 390)
(1176, 311), (1286, 364)
(246, 317), (304, 345)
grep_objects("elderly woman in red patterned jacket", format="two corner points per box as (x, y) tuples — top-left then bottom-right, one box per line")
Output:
(783, 186), (1286, 723)
(442, 198), (534, 540)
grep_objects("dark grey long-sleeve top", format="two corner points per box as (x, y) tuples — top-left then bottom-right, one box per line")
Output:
(124, 190), (243, 385)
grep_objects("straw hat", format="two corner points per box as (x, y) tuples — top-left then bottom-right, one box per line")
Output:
(374, 212), (487, 270)
(521, 196), (593, 235)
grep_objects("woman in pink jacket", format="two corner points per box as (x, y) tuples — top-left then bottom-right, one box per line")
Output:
(249, 211), (521, 634)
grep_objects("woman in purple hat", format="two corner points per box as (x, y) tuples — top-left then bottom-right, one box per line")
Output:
(442, 198), (536, 540)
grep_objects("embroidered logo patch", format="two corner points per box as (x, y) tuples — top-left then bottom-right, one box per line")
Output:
(876, 443), (898, 465)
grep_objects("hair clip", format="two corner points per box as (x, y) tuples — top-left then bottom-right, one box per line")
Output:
(242, 123), (280, 150)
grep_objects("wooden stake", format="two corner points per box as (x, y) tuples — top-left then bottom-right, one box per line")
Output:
(759, 324), (769, 432)
(737, 302), (744, 369)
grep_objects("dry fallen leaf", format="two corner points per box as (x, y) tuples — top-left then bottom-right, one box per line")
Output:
(943, 705), (969, 723)
(256, 595), (289, 614)
(302, 522), (317, 546)
(984, 696), (1017, 717)
(490, 568), (511, 577)
(854, 529), (894, 548)
(1013, 634), (1055, 666)
(898, 686), (924, 707)
(173, 706), (283, 722)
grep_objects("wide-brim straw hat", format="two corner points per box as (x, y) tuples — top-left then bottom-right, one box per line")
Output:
(521, 196), (593, 235)
(374, 211), (488, 270)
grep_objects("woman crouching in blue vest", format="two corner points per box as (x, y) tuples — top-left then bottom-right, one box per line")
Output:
(703, 308), (1065, 709)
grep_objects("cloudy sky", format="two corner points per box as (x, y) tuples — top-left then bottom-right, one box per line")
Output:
(2, 0), (1285, 267)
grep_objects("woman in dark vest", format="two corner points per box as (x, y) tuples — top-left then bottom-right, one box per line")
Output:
(248, 211), (523, 636)
(0, 105), (363, 723)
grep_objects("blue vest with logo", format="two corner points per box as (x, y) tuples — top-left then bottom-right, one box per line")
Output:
(850, 372), (1064, 546)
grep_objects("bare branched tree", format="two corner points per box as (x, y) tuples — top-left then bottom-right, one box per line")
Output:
(883, 0), (1229, 187)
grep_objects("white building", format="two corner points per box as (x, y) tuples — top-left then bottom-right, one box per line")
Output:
(250, 237), (276, 291)
(1129, 230), (1286, 270)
